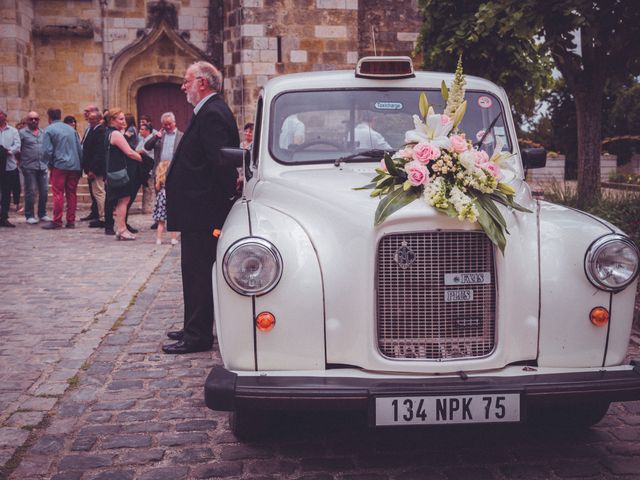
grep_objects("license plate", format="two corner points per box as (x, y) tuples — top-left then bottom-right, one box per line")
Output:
(375, 393), (520, 426)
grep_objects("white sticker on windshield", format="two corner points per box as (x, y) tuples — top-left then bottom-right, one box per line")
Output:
(374, 102), (403, 110)
(478, 96), (493, 109)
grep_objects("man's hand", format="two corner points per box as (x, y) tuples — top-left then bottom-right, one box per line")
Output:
(87, 172), (96, 180)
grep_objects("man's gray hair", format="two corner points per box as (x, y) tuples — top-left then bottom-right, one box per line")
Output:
(160, 112), (175, 123)
(190, 61), (223, 92)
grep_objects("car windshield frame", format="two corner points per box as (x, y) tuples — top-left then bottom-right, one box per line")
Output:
(268, 88), (513, 166)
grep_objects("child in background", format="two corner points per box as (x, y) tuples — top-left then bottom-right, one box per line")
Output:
(152, 160), (178, 246)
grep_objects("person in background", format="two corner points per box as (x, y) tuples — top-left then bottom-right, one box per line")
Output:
(104, 108), (142, 240)
(123, 113), (138, 150)
(41, 108), (83, 230)
(354, 111), (392, 150)
(63, 115), (80, 140)
(144, 112), (183, 230)
(279, 114), (305, 149)
(136, 123), (156, 215)
(152, 160), (177, 246)
(81, 111), (107, 228)
(0, 108), (21, 227)
(162, 61), (239, 354)
(240, 122), (254, 149)
(19, 112), (50, 224)
(80, 104), (102, 223)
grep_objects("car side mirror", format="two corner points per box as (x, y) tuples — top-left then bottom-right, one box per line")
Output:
(220, 147), (248, 168)
(521, 147), (546, 170)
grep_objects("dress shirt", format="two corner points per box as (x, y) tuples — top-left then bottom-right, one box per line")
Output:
(0, 124), (21, 171)
(160, 131), (177, 161)
(354, 122), (392, 150)
(19, 128), (47, 170)
(42, 121), (82, 171)
(194, 92), (217, 115)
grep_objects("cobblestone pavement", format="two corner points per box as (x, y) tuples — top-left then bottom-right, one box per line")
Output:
(2, 213), (640, 479)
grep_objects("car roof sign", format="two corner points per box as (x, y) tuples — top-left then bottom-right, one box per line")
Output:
(356, 56), (415, 79)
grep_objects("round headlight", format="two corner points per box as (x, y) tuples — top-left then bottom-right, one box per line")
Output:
(585, 234), (639, 292)
(222, 238), (283, 296)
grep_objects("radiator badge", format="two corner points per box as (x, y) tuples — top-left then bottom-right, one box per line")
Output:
(444, 272), (491, 285)
(394, 241), (416, 269)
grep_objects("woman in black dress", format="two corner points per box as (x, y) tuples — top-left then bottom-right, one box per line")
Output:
(105, 108), (142, 240)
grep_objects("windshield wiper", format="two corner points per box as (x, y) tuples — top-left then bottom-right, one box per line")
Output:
(474, 112), (503, 149)
(334, 149), (389, 167)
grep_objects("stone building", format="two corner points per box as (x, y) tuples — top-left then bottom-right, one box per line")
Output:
(1, 0), (421, 132)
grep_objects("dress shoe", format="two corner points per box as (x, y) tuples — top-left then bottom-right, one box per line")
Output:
(89, 220), (105, 228)
(126, 224), (139, 234)
(150, 222), (158, 230)
(166, 329), (184, 340)
(65, 223), (75, 229)
(0, 219), (15, 228)
(162, 340), (212, 354)
(105, 227), (115, 235)
(42, 221), (62, 230)
(80, 214), (98, 221)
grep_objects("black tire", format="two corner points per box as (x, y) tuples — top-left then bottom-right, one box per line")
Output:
(529, 401), (610, 428)
(229, 409), (272, 441)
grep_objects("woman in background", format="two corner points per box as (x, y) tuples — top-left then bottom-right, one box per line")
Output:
(105, 108), (142, 240)
(123, 113), (138, 150)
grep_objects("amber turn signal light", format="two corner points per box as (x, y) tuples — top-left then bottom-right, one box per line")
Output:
(256, 312), (276, 331)
(590, 306), (610, 327)
(212, 228), (221, 238)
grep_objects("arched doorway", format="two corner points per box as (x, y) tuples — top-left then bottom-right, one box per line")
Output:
(137, 83), (192, 131)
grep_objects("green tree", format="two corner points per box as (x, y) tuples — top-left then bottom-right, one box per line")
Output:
(418, 0), (640, 207)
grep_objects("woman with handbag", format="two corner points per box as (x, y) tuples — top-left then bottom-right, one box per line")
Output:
(105, 108), (142, 240)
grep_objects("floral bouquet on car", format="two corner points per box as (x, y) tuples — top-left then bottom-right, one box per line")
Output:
(357, 59), (531, 253)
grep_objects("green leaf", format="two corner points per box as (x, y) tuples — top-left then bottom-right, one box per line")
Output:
(419, 92), (429, 119)
(374, 188), (421, 225)
(476, 202), (507, 254)
(476, 194), (508, 233)
(487, 192), (532, 213)
(440, 80), (449, 102)
(383, 152), (400, 177)
(403, 180), (412, 191)
(353, 182), (376, 190)
(452, 100), (467, 128)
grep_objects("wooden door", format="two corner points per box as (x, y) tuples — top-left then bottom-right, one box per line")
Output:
(136, 83), (192, 131)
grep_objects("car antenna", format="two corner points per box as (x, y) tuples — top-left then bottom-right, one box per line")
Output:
(371, 26), (377, 56)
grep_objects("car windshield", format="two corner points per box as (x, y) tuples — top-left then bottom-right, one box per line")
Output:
(270, 89), (511, 164)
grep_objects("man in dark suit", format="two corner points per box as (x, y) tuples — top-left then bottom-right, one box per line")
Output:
(162, 61), (240, 354)
(81, 111), (107, 228)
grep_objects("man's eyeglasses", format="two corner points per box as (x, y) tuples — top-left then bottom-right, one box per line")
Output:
(182, 76), (204, 86)
(28, 118), (39, 121)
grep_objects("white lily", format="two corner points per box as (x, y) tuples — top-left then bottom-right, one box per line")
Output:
(404, 107), (453, 149)
(489, 138), (516, 180)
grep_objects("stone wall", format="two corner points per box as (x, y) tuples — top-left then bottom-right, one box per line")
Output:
(223, 0), (360, 125)
(0, 0), (35, 122)
(358, 0), (421, 57)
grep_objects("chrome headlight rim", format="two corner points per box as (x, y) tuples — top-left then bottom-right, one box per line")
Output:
(585, 234), (640, 292)
(222, 237), (283, 296)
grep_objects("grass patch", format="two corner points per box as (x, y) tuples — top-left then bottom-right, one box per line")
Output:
(66, 375), (80, 390)
(110, 315), (125, 331)
(542, 182), (640, 247)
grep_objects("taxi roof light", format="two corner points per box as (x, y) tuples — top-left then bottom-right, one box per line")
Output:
(356, 56), (415, 79)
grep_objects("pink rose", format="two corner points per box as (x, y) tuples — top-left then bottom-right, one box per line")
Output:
(481, 162), (500, 178)
(400, 146), (414, 159)
(412, 142), (441, 164)
(405, 160), (429, 186)
(474, 150), (490, 165)
(449, 134), (468, 153)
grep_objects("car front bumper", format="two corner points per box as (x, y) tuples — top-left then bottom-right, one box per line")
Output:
(205, 362), (640, 413)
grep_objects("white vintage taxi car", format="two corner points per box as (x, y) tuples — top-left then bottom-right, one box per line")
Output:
(205, 57), (640, 439)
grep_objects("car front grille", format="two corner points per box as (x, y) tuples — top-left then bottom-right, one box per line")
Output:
(376, 231), (496, 360)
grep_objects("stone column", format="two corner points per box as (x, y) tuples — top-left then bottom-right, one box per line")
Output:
(0, 0), (35, 122)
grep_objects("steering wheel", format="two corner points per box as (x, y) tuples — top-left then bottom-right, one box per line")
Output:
(294, 140), (343, 151)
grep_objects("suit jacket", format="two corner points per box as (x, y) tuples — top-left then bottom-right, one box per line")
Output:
(143, 128), (183, 171)
(81, 124), (106, 177)
(165, 94), (240, 232)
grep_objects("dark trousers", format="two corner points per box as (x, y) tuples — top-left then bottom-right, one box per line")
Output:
(0, 169), (19, 220)
(87, 178), (99, 219)
(181, 231), (218, 346)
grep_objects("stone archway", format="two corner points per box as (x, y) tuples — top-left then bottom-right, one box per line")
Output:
(109, 20), (205, 121)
